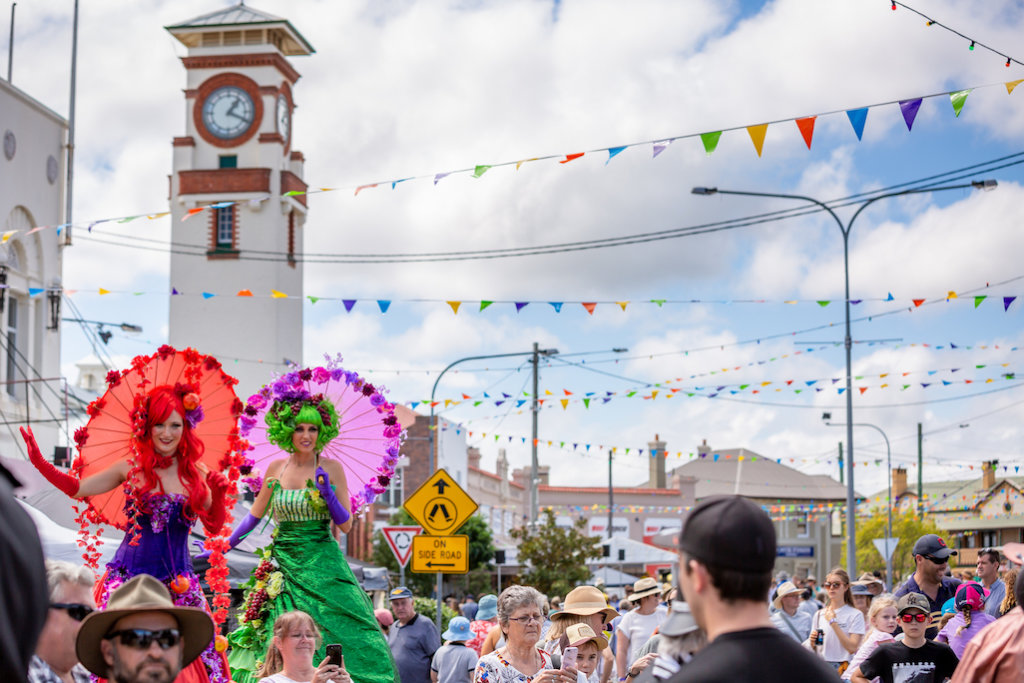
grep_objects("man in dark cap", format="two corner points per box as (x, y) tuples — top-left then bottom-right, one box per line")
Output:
(668, 495), (835, 682)
(894, 534), (961, 638)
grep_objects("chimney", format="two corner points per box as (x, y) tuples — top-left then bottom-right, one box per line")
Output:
(467, 446), (481, 470)
(697, 439), (711, 458)
(511, 467), (528, 490)
(982, 461), (998, 489)
(649, 434), (667, 489)
(892, 468), (907, 498)
(537, 465), (550, 486)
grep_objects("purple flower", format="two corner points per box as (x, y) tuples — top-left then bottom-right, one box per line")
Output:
(345, 371), (360, 386)
(369, 393), (385, 407)
(240, 415), (257, 432)
(249, 394), (268, 410)
(331, 368), (345, 381)
(185, 405), (204, 429)
(283, 371), (300, 385)
(387, 445), (400, 457)
(384, 425), (402, 439)
(271, 379), (290, 397)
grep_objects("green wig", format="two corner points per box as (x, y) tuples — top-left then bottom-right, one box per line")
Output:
(264, 398), (341, 453)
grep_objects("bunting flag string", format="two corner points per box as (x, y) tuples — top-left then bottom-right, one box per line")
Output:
(8, 77), (1023, 238)
(889, 1), (1024, 70)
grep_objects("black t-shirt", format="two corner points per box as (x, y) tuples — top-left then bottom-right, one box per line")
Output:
(665, 627), (837, 682)
(858, 640), (959, 683)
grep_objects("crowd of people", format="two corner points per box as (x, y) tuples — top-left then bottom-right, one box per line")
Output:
(4, 352), (1024, 683)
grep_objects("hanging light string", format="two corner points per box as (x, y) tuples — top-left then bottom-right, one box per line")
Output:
(890, 1), (1024, 69)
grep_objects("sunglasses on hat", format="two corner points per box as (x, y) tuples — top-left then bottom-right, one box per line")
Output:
(900, 613), (928, 623)
(50, 603), (94, 622)
(104, 628), (182, 650)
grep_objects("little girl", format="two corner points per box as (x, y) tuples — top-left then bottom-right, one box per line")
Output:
(936, 582), (996, 659)
(842, 595), (898, 681)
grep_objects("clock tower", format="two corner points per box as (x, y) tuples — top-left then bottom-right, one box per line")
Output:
(165, 4), (313, 396)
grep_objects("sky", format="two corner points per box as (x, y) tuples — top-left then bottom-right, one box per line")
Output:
(5, 0), (1024, 501)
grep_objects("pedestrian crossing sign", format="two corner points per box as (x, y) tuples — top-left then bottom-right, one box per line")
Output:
(403, 468), (478, 536)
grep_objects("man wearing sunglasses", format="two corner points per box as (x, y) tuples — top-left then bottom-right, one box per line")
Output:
(75, 574), (213, 683)
(28, 560), (96, 683)
(848, 593), (958, 683)
(894, 534), (961, 638)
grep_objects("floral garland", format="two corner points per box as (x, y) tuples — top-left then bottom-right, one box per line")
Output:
(237, 354), (404, 516)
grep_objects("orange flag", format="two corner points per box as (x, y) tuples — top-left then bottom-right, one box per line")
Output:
(795, 117), (816, 149)
(747, 124), (768, 157)
(582, 302), (597, 315)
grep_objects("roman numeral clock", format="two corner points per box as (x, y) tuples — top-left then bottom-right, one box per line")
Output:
(165, 4), (314, 398)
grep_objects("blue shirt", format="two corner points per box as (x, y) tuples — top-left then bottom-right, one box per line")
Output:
(389, 613), (441, 683)
(984, 578), (1006, 617)
(894, 573), (961, 639)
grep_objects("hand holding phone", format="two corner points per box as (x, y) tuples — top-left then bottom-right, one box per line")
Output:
(326, 643), (344, 667)
(561, 646), (578, 670)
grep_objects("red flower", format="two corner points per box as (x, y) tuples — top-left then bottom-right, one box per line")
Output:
(74, 427), (89, 448)
(204, 356), (222, 371)
(105, 370), (122, 387)
(362, 383), (376, 396)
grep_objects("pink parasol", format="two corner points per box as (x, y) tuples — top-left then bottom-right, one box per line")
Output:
(238, 356), (403, 515)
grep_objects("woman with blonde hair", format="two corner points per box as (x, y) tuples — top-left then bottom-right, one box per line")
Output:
(258, 611), (349, 683)
(806, 567), (865, 673)
(842, 594), (898, 680)
(1000, 568), (1019, 615)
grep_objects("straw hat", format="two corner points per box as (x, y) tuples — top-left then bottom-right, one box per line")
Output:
(630, 577), (662, 601)
(565, 623), (609, 650)
(552, 585), (619, 622)
(772, 581), (803, 610)
(75, 574), (213, 678)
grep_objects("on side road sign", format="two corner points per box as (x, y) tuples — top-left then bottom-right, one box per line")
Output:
(410, 534), (469, 574)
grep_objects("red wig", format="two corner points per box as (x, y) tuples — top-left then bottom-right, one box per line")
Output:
(133, 385), (208, 517)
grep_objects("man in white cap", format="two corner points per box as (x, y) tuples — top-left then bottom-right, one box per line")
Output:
(770, 582), (811, 643)
(74, 574), (213, 683)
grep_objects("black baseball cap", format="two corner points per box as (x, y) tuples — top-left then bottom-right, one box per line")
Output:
(678, 495), (776, 572)
(912, 534), (957, 560)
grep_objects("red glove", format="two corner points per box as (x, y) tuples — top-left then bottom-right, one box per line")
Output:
(199, 470), (230, 535)
(21, 427), (79, 498)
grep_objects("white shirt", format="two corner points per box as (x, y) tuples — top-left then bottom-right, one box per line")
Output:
(813, 605), (865, 663)
(616, 609), (664, 665)
(771, 608), (812, 642)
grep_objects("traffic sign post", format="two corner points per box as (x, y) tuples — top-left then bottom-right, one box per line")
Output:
(382, 526), (422, 587)
(411, 535), (469, 574)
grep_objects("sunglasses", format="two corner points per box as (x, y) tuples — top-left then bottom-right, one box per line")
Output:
(900, 613), (928, 623)
(104, 628), (182, 650)
(50, 603), (94, 622)
(923, 555), (947, 564)
(822, 582), (845, 589)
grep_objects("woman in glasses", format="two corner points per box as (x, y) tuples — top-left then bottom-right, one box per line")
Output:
(806, 568), (865, 674)
(473, 586), (582, 683)
(256, 611), (350, 683)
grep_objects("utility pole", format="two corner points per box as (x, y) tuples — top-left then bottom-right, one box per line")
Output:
(64, 0), (79, 245)
(917, 423), (923, 517)
(7, 3), (14, 82)
(530, 343), (540, 527)
(838, 443), (844, 484)
(607, 449), (614, 542)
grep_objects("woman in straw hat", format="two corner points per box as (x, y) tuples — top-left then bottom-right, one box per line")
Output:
(541, 585), (618, 682)
(614, 578), (665, 682)
(770, 581), (812, 643)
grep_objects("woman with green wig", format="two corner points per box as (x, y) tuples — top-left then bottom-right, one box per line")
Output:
(216, 381), (399, 683)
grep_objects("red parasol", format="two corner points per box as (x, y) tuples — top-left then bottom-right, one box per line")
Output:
(239, 356), (403, 516)
(73, 345), (246, 530)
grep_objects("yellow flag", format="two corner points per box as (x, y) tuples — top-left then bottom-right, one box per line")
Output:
(271, 290), (288, 298)
(98, 288), (111, 295)
(447, 301), (461, 314)
(1007, 79), (1023, 95)
(616, 301), (629, 311)
(747, 124), (769, 157)
(560, 399), (569, 410)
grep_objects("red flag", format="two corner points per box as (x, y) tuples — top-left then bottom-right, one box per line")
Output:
(795, 117), (816, 149)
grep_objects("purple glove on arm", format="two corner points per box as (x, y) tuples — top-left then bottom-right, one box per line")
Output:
(315, 466), (351, 526)
(193, 513), (261, 560)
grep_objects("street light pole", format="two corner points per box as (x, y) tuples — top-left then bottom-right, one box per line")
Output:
(826, 419), (892, 589)
(693, 179), (997, 578)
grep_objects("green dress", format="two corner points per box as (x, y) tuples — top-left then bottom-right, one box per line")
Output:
(227, 481), (398, 683)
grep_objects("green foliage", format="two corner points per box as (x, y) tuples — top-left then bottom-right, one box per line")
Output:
(509, 509), (603, 597)
(413, 596), (459, 634)
(843, 510), (945, 584)
(371, 509), (496, 596)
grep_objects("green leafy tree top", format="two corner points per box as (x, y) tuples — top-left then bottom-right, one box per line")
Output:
(844, 510), (945, 585)
(509, 509), (603, 598)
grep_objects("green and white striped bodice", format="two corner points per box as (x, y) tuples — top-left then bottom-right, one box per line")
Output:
(269, 483), (330, 523)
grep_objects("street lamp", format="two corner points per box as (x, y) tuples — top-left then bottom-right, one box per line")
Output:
(693, 179), (997, 577)
(824, 416), (893, 589)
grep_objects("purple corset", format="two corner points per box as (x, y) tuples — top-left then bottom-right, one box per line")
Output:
(109, 493), (194, 580)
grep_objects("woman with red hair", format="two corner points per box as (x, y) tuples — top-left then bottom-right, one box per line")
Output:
(22, 383), (233, 683)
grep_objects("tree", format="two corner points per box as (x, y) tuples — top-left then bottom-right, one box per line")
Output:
(509, 509), (603, 597)
(843, 510), (945, 585)
(371, 509), (496, 597)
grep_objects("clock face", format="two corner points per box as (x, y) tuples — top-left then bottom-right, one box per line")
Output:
(201, 86), (255, 140)
(276, 94), (290, 143)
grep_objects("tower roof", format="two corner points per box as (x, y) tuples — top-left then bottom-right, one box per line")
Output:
(166, 3), (314, 56)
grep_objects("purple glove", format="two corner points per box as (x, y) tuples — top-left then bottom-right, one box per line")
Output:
(315, 466), (351, 526)
(194, 513), (260, 560)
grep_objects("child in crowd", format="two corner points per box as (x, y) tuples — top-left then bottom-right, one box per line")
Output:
(842, 595), (898, 681)
(564, 623), (609, 681)
(936, 582), (996, 659)
(432, 617), (478, 683)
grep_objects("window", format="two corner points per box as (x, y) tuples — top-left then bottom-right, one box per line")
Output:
(287, 211), (295, 264)
(215, 206), (235, 248)
(218, 155), (237, 169)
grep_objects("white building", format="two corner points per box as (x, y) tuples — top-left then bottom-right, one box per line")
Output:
(166, 4), (313, 398)
(0, 77), (68, 461)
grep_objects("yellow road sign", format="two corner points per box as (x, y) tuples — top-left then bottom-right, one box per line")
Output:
(404, 468), (479, 536)
(410, 534), (469, 574)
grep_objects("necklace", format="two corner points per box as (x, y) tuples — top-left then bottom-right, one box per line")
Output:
(152, 452), (175, 470)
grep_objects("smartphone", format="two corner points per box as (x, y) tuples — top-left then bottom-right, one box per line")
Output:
(326, 643), (344, 667)
(561, 646), (578, 670)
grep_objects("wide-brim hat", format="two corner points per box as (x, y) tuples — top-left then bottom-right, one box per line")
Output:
(553, 585), (618, 622)
(853, 573), (884, 588)
(565, 622), (609, 650)
(476, 594), (498, 620)
(76, 574), (213, 678)
(659, 602), (700, 637)
(772, 581), (803, 610)
(851, 584), (873, 596)
(443, 616), (473, 641)
(630, 577), (662, 600)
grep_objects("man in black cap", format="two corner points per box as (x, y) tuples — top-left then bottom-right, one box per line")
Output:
(668, 495), (836, 682)
(894, 534), (961, 638)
